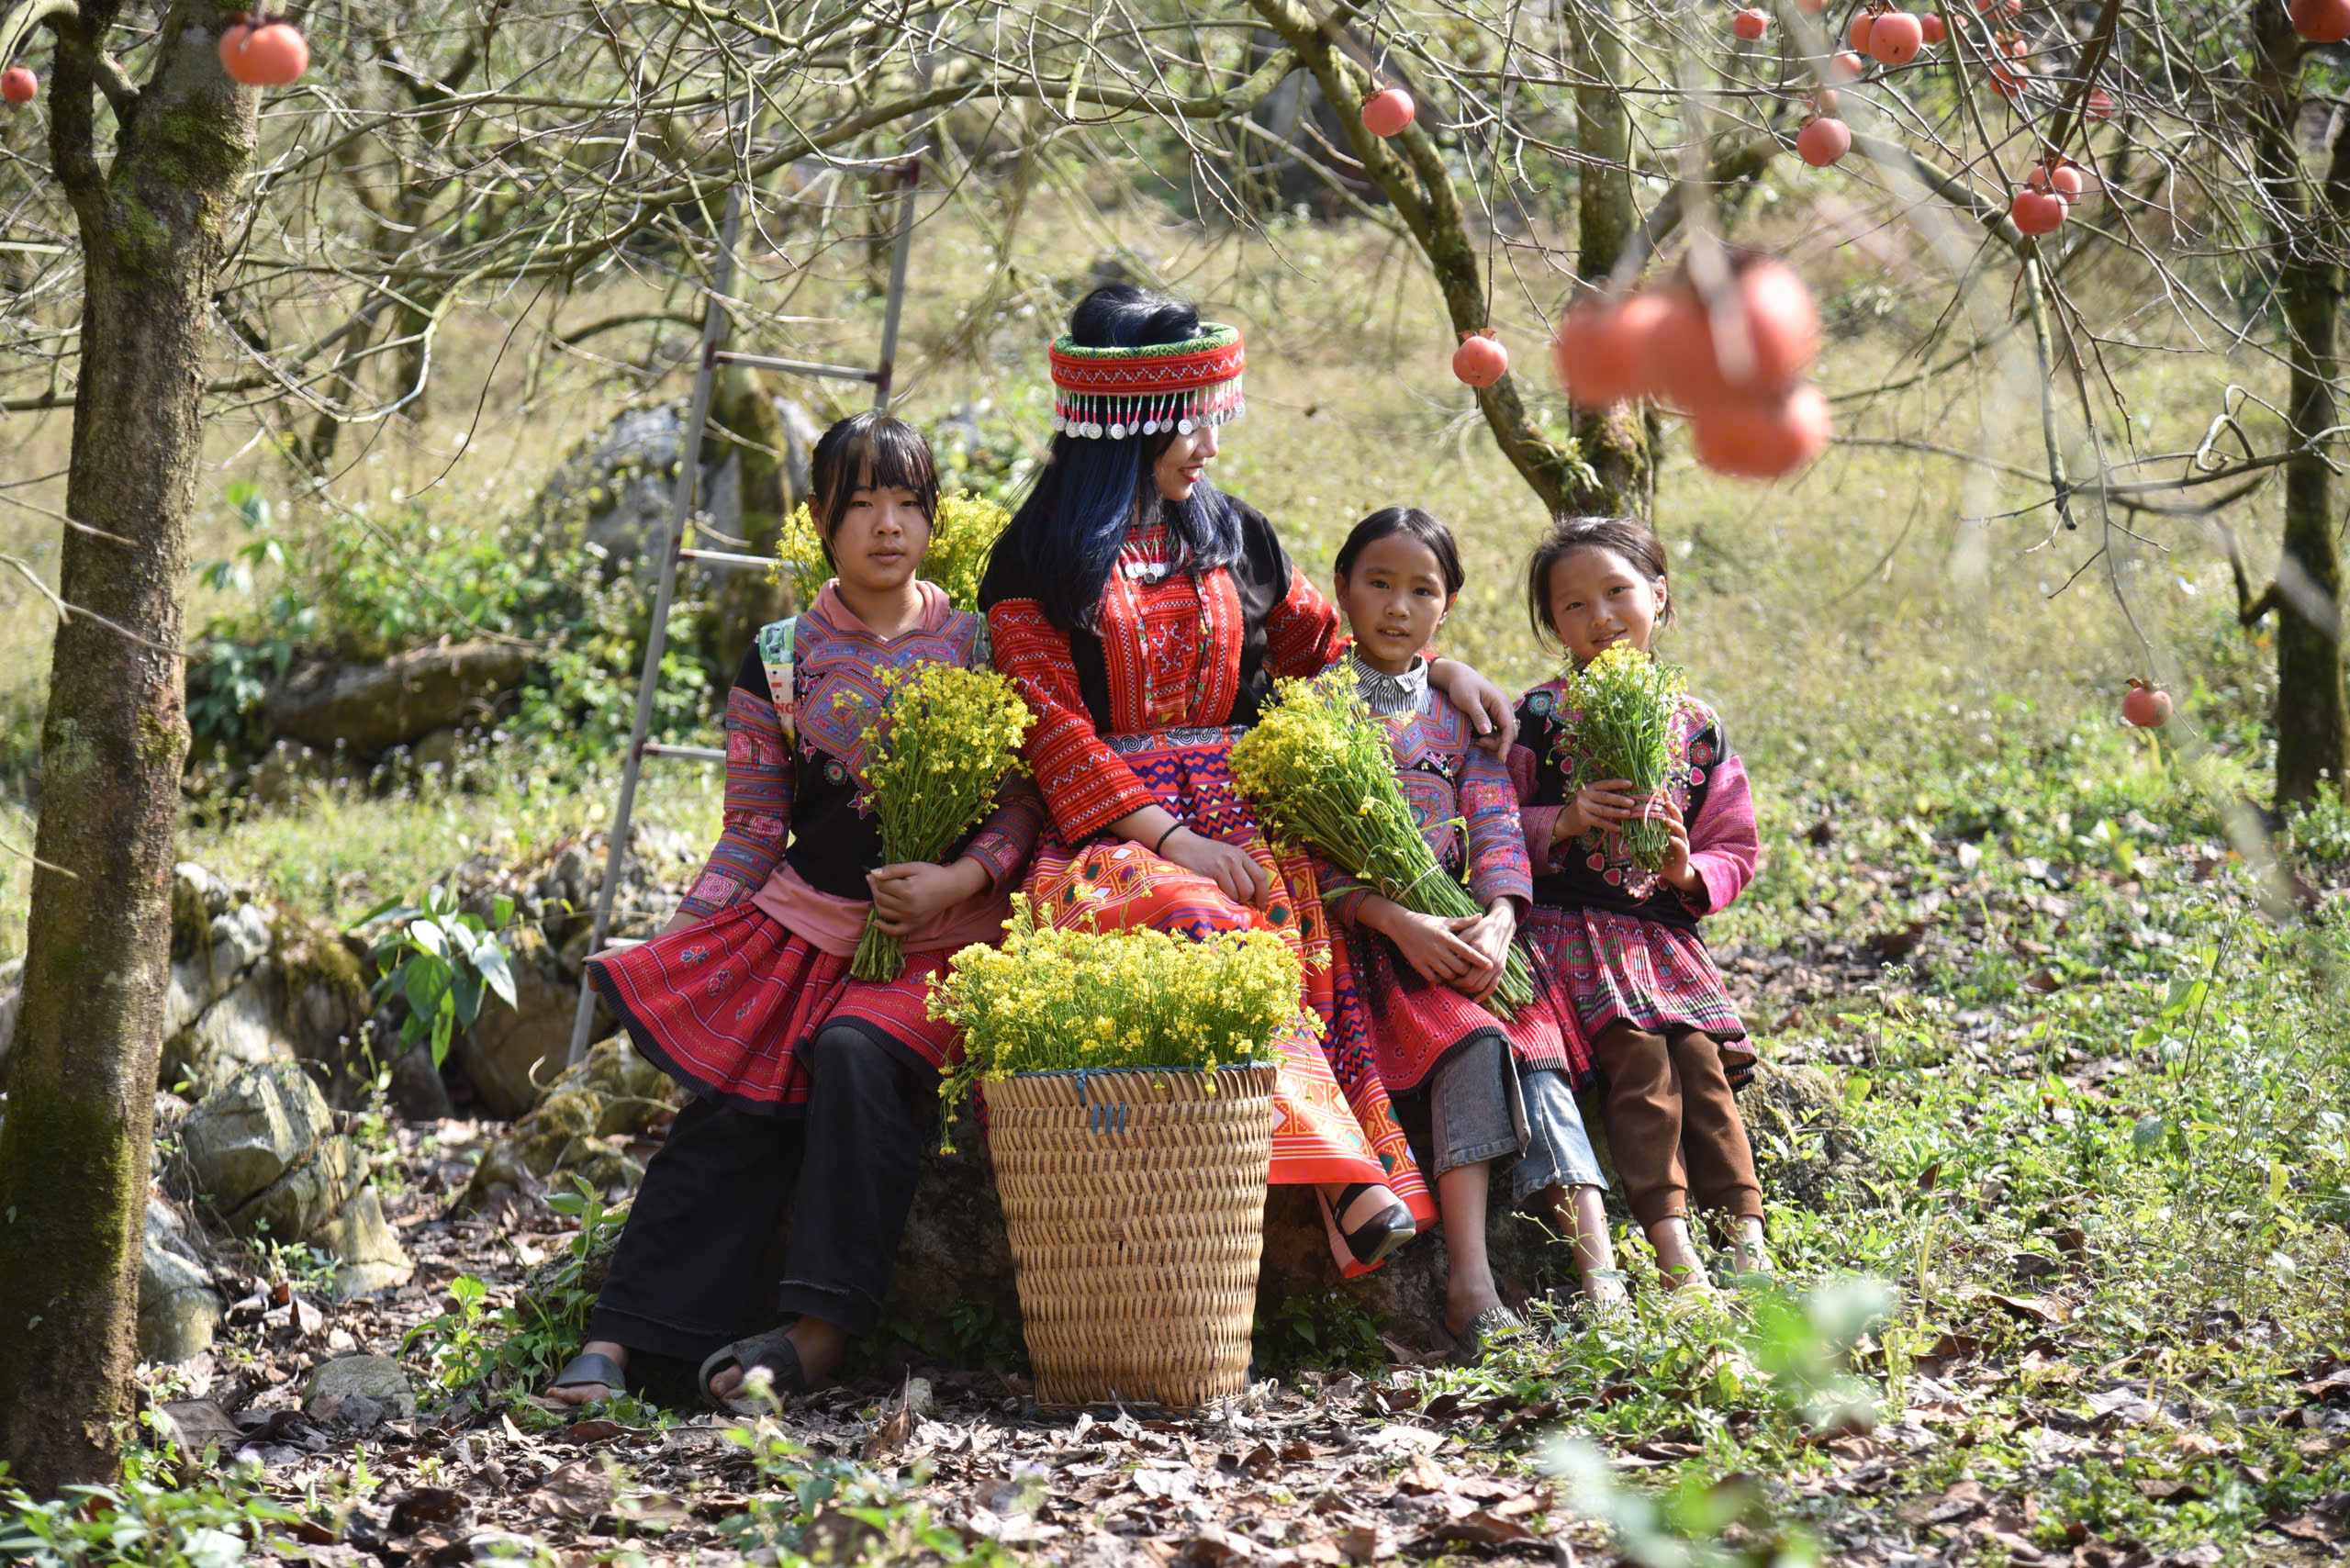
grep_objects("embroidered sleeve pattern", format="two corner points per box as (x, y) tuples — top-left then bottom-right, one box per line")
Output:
(1263, 564), (1348, 678)
(1676, 716), (1757, 916)
(678, 674), (794, 916)
(988, 597), (1160, 841)
(960, 774), (1047, 890)
(1461, 739), (1536, 911)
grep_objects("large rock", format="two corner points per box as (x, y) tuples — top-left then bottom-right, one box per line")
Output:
(456, 1038), (679, 1211)
(179, 1061), (338, 1213)
(263, 641), (531, 756)
(301, 1356), (417, 1422)
(311, 1187), (414, 1299)
(232, 1133), (366, 1242)
(452, 932), (577, 1119)
(139, 1200), (222, 1364)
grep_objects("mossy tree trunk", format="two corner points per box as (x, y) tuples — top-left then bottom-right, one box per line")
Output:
(1565, 0), (1653, 521)
(0, 4), (255, 1492)
(1247, 0), (1595, 520)
(2250, 15), (2350, 810)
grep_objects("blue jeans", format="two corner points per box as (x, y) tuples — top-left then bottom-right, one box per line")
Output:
(1428, 1034), (1606, 1204)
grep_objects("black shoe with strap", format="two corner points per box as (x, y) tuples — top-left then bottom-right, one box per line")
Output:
(1323, 1182), (1416, 1269)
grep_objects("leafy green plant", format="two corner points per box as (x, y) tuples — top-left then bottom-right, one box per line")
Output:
(713, 1411), (1019, 1565)
(1253, 1283), (1386, 1375)
(0, 1450), (308, 1566)
(404, 1176), (629, 1394)
(358, 886), (519, 1068)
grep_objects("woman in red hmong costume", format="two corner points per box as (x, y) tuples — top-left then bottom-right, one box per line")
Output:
(547, 414), (1041, 1408)
(979, 286), (1516, 1271)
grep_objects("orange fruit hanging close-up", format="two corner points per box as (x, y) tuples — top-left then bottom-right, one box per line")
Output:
(1, 65), (35, 106)
(1360, 86), (1415, 138)
(1450, 330), (1509, 389)
(1796, 116), (1852, 168)
(2121, 679), (2173, 729)
(219, 17), (309, 88)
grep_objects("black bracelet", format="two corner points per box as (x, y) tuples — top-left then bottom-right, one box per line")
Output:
(1153, 821), (1186, 856)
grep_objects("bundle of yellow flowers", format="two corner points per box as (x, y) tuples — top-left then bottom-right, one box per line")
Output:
(928, 898), (1302, 1141)
(776, 490), (1007, 612)
(843, 661), (1033, 981)
(1229, 670), (1535, 1015)
(1559, 643), (1687, 872)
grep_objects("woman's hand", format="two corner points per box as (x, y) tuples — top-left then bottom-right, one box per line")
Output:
(1161, 827), (1270, 909)
(867, 859), (991, 935)
(1367, 900), (1491, 989)
(655, 908), (710, 940)
(1554, 778), (1636, 845)
(1450, 902), (1517, 1002)
(1427, 657), (1518, 752)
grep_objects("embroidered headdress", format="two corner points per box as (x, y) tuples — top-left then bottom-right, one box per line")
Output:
(1047, 323), (1246, 440)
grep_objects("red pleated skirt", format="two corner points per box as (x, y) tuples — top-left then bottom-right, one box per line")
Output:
(585, 902), (960, 1115)
(1520, 905), (1753, 1089)
(1341, 927), (1590, 1096)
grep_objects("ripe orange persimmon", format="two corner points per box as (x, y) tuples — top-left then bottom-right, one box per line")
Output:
(1733, 8), (1770, 39)
(1848, 13), (1875, 50)
(1832, 50), (1865, 79)
(1867, 11), (1925, 65)
(2294, 0), (2350, 42)
(1796, 117), (1852, 167)
(1652, 257), (1823, 411)
(223, 17), (308, 86)
(1452, 330), (1510, 389)
(1920, 12), (1947, 42)
(1554, 293), (1672, 409)
(1688, 384), (1832, 480)
(1361, 86), (1415, 137)
(2010, 187), (2066, 235)
(2121, 679), (2172, 729)
(1, 65), (34, 106)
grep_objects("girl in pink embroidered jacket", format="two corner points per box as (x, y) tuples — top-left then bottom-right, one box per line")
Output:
(1507, 515), (1769, 1294)
(550, 414), (1041, 1413)
(1322, 508), (1626, 1343)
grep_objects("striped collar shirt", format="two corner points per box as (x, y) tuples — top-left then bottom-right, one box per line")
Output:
(1349, 650), (1431, 718)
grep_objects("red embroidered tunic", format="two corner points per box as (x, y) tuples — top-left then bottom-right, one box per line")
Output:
(984, 503), (1345, 835)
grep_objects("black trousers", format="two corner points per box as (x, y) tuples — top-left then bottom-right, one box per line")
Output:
(588, 1024), (931, 1360)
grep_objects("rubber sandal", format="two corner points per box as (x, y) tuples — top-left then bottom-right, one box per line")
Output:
(1322, 1182), (1416, 1269)
(1449, 1305), (1529, 1363)
(547, 1350), (627, 1402)
(699, 1327), (810, 1412)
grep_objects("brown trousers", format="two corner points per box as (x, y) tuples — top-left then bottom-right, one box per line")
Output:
(1591, 1021), (1763, 1227)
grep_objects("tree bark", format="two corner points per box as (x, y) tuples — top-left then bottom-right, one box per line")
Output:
(2250, 12), (2350, 810)
(1565, 0), (1653, 521)
(0, 7), (255, 1491)
(1246, 0), (1592, 518)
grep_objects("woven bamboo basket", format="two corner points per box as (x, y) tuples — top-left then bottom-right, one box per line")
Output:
(986, 1062), (1278, 1409)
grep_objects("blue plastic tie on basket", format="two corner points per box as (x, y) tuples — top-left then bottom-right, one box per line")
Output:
(1073, 1069), (1127, 1135)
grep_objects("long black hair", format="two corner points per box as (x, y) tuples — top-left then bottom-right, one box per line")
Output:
(997, 286), (1245, 630)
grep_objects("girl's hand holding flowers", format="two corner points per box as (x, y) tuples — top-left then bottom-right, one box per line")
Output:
(1653, 797), (1703, 901)
(867, 858), (990, 935)
(1452, 901), (1518, 1003)
(1554, 776), (1637, 844)
(1363, 898), (1488, 990)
